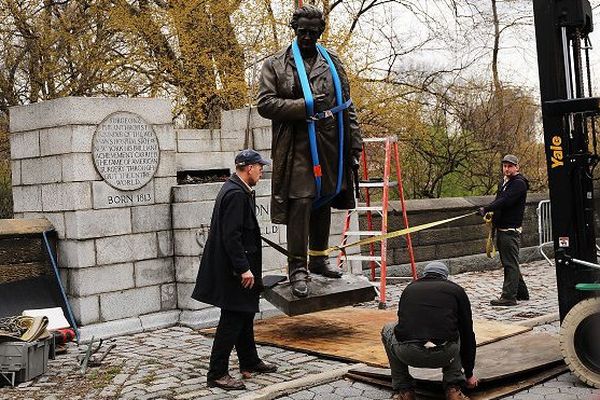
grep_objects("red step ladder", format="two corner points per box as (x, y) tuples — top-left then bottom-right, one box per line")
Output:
(337, 137), (417, 308)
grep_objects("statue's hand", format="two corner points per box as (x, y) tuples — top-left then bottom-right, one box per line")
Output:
(351, 151), (361, 170)
(313, 93), (328, 112)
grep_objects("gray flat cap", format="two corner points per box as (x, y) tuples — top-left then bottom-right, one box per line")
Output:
(423, 261), (449, 279)
(501, 154), (519, 165)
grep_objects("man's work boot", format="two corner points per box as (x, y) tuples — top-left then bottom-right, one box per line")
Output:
(445, 385), (470, 400)
(309, 256), (342, 278)
(289, 268), (310, 298)
(207, 374), (246, 390)
(240, 361), (277, 379)
(392, 388), (416, 400)
(490, 297), (517, 306)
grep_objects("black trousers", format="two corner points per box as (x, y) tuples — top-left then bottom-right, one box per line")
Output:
(207, 309), (260, 380)
(287, 198), (331, 273)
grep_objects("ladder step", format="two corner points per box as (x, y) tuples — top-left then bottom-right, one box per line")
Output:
(363, 137), (397, 143)
(354, 206), (383, 212)
(344, 231), (380, 236)
(359, 181), (398, 188)
(344, 255), (383, 262)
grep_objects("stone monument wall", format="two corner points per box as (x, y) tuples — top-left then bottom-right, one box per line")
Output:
(175, 108), (271, 173)
(10, 97), (178, 339)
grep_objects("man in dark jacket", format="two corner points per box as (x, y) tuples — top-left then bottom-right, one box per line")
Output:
(191, 149), (277, 391)
(479, 154), (530, 306)
(381, 262), (478, 400)
(257, 5), (363, 298)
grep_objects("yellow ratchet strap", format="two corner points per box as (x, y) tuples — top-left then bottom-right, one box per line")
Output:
(308, 211), (478, 257)
(484, 212), (496, 258)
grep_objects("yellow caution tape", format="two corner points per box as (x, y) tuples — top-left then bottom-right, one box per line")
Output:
(484, 212), (496, 258)
(308, 211), (478, 257)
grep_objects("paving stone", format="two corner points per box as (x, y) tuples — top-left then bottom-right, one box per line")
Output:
(333, 385), (365, 397)
(287, 391), (315, 400)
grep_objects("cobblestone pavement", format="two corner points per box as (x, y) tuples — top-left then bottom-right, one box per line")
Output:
(1, 260), (599, 399)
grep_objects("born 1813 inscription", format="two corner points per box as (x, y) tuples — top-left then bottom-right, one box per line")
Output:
(93, 112), (160, 191)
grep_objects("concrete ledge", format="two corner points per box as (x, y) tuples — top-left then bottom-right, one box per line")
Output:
(379, 245), (544, 278)
(236, 363), (366, 400)
(179, 308), (221, 329)
(391, 192), (548, 213)
(79, 317), (143, 342)
(9, 97), (172, 132)
(140, 310), (181, 331)
(519, 312), (560, 328)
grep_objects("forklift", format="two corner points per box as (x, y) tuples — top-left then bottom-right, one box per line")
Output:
(533, 0), (600, 387)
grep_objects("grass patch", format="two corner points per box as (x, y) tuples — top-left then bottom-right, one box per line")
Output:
(86, 365), (123, 389)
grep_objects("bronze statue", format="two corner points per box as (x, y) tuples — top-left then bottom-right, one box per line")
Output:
(257, 5), (363, 297)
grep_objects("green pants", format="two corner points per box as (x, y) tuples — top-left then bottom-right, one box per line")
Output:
(496, 230), (529, 300)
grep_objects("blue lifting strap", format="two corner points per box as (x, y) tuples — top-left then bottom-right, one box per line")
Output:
(308, 99), (353, 121)
(292, 39), (346, 209)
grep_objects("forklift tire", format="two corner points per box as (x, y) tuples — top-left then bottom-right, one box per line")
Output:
(560, 297), (600, 388)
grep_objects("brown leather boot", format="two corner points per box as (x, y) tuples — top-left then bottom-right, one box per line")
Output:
(392, 388), (416, 400)
(445, 385), (470, 400)
(207, 374), (246, 390)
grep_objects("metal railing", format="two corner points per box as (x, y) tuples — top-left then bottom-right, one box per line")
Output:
(537, 200), (554, 266)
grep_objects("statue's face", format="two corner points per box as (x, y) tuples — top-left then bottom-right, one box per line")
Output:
(295, 17), (322, 52)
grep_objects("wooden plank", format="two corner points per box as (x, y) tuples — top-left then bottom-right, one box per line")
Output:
(346, 364), (568, 400)
(0, 219), (53, 237)
(347, 332), (562, 383)
(410, 332), (562, 382)
(249, 307), (531, 368)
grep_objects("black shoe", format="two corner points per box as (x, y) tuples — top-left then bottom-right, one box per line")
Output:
(240, 361), (277, 377)
(490, 297), (517, 306)
(290, 270), (309, 297)
(309, 258), (343, 278)
(207, 374), (246, 390)
(516, 294), (530, 301)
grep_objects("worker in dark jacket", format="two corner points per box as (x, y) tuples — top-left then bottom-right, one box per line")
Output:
(478, 154), (530, 306)
(191, 149), (277, 391)
(257, 5), (363, 298)
(381, 262), (478, 400)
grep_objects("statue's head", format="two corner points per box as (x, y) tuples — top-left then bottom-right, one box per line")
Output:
(290, 5), (326, 52)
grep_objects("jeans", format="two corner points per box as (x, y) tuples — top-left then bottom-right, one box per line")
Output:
(496, 230), (529, 300)
(207, 309), (261, 381)
(381, 323), (465, 390)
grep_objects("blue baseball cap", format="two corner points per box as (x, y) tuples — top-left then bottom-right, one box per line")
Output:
(235, 149), (271, 167)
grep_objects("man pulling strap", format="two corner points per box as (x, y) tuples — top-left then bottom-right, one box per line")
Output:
(258, 5), (363, 298)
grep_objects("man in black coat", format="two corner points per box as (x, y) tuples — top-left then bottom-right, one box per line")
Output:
(478, 154), (530, 307)
(381, 262), (478, 400)
(191, 149), (277, 390)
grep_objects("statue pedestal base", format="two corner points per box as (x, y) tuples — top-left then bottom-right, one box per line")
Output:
(262, 274), (377, 316)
